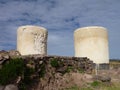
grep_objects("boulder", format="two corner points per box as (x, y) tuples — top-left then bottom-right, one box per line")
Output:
(93, 75), (111, 82)
(8, 50), (21, 58)
(4, 84), (18, 90)
(0, 50), (9, 64)
(100, 76), (111, 82)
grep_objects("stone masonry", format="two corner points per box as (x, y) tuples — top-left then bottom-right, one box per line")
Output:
(0, 50), (94, 74)
(0, 50), (94, 90)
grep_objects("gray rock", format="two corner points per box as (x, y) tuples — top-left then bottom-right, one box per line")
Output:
(0, 50), (9, 61)
(3, 55), (9, 60)
(100, 76), (111, 82)
(39, 61), (43, 64)
(4, 84), (18, 90)
(8, 50), (21, 58)
(57, 66), (67, 73)
(93, 75), (111, 82)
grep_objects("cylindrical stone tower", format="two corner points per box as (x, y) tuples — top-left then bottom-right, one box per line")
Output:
(74, 26), (109, 64)
(17, 25), (48, 55)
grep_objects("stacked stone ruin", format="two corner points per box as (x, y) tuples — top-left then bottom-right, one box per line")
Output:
(0, 50), (93, 73)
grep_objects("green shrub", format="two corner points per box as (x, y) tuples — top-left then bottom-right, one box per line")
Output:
(19, 67), (35, 90)
(78, 68), (84, 73)
(91, 81), (101, 87)
(65, 85), (79, 90)
(50, 58), (59, 67)
(65, 66), (74, 73)
(0, 58), (24, 85)
(23, 66), (35, 84)
(19, 61), (36, 90)
(39, 63), (46, 78)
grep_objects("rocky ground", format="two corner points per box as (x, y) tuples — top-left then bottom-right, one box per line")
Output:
(29, 68), (120, 90)
(98, 69), (120, 83)
(0, 50), (120, 90)
(0, 70), (120, 90)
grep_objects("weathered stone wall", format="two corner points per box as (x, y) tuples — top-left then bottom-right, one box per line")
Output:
(0, 50), (93, 74)
(23, 55), (94, 74)
(0, 50), (94, 90)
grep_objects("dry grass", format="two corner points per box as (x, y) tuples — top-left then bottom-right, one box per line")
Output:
(64, 82), (120, 90)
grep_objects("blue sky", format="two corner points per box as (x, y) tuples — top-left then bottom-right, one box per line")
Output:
(0, 0), (120, 59)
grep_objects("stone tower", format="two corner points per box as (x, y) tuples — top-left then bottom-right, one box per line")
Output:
(74, 26), (109, 64)
(17, 25), (48, 55)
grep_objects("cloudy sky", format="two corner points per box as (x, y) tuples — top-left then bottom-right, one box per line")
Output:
(0, 0), (120, 59)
